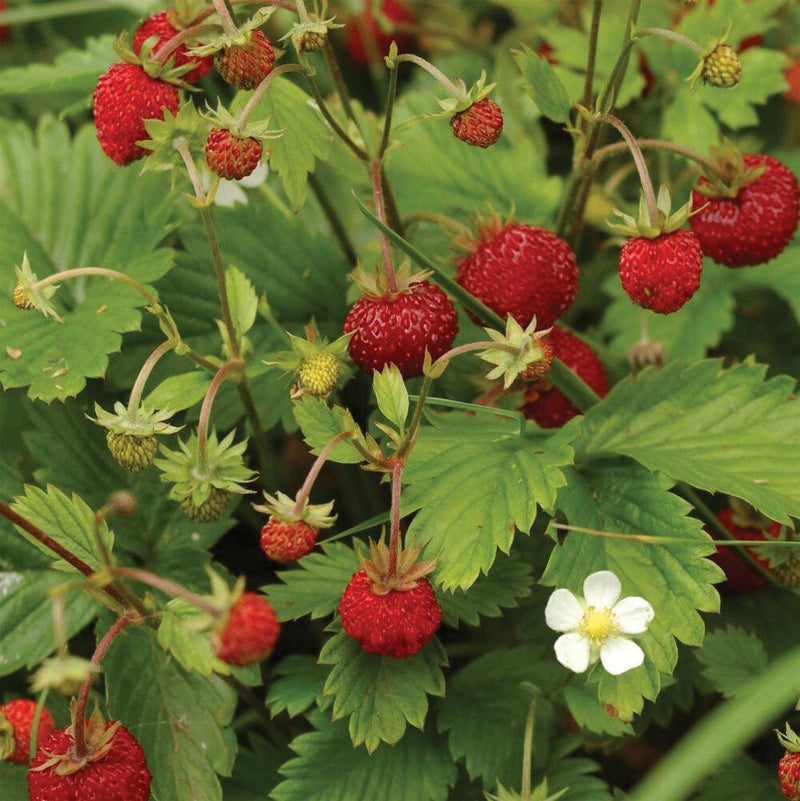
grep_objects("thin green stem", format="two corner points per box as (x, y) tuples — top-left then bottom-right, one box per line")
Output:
(308, 172), (358, 264)
(322, 512), (390, 544)
(580, 0), (604, 130)
(324, 37), (359, 127)
(397, 375), (432, 461)
(113, 567), (223, 618)
(521, 695), (538, 801)
(394, 53), (466, 99)
(198, 361), (242, 472)
(237, 64), (309, 128)
(126, 340), (174, 418)
(151, 22), (214, 63)
(304, 71), (369, 160)
(639, 26), (703, 54)
(29, 689), (50, 762)
(32, 267), (159, 308)
(370, 158), (399, 292)
(292, 432), (352, 515)
(601, 113), (658, 224)
(593, 137), (720, 176)
(378, 63), (399, 159)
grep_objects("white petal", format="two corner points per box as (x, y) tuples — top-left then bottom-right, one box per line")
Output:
(544, 589), (584, 632)
(554, 633), (592, 673)
(612, 596), (655, 634)
(238, 162), (269, 188)
(600, 637), (644, 676)
(214, 180), (248, 208)
(582, 571), (621, 609)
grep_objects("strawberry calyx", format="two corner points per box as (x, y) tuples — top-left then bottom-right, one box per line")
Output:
(693, 141), (767, 199)
(201, 100), (282, 144)
(352, 260), (432, 301)
(113, 31), (197, 87)
(188, 6), (276, 57)
(280, 13), (343, 54)
(450, 207), (514, 259)
(11, 253), (60, 320)
(361, 538), (436, 596)
(778, 724), (800, 754)
(608, 185), (695, 239)
(0, 710), (15, 761)
(478, 316), (554, 389)
(252, 490), (336, 529)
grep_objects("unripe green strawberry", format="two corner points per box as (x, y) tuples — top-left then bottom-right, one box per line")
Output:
(181, 486), (231, 522)
(12, 284), (34, 310)
(107, 431), (158, 472)
(216, 30), (275, 89)
(298, 351), (340, 397)
(298, 29), (326, 52)
(702, 44), (741, 87)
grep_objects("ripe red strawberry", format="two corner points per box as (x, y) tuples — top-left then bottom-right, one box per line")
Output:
(216, 30), (275, 89)
(205, 128), (262, 180)
(339, 569), (441, 658)
(133, 11), (213, 84)
(345, 0), (415, 67)
(213, 592), (280, 666)
(618, 229), (703, 314)
(28, 721), (151, 801)
(456, 222), (579, 329)
(786, 61), (800, 105)
(780, 750), (800, 800)
(690, 155), (800, 267)
(450, 98), (504, 148)
(343, 280), (458, 379)
(0, 0), (10, 44)
(93, 63), (179, 165)
(521, 326), (608, 428)
(0, 700), (55, 765)
(709, 507), (774, 592)
(261, 519), (318, 562)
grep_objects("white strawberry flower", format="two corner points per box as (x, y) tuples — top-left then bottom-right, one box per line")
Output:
(545, 570), (654, 676)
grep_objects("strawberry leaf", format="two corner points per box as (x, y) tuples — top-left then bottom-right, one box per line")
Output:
(267, 655), (329, 718)
(541, 460), (722, 718)
(0, 570), (97, 677)
(694, 626), (769, 699)
(403, 412), (575, 590)
(272, 710), (456, 801)
(292, 397), (367, 465)
(319, 630), (447, 753)
(513, 45), (573, 124)
(578, 360), (800, 524)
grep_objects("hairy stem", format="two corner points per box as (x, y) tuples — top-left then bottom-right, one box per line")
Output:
(308, 172), (358, 264)
(378, 63), (399, 159)
(292, 432), (352, 515)
(324, 38), (359, 128)
(237, 63), (308, 128)
(521, 694), (538, 801)
(370, 158), (399, 292)
(151, 22), (213, 62)
(395, 53), (466, 99)
(198, 360), (242, 472)
(32, 267), (159, 308)
(126, 340), (174, 418)
(638, 26), (704, 54)
(388, 461), (403, 577)
(580, 0), (604, 130)
(593, 137), (720, 176)
(397, 375), (432, 461)
(113, 567), (223, 618)
(304, 70), (369, 160)
(212, 0), (239, 37)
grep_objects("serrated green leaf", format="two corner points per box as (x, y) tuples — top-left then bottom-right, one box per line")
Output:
(320, 631), (447, 752)
(221, 734), (288, 801)
(157, 598), (229, 677)
(0, 571), (98, 677)
(513, 46), (572, 123)
(436, 646), (561, 786)
(0, 761), (27, 800)
(10, 485), (114, 573)
(104, 624), (236, 801)
(563, 682), (634, 737)
(292, 397), (366, 464)
(144, 371), (212, 413)
(541, 460), (722, 718)
(267, 655), (329, 718)
(272, 711), (457, 801)
(232, 79), (332, 212)
(373, 365), (409, 431)
(578, 360), (800, 525)
(0, 118), (175, 401)
(544, 737), (614, 801)
(403, 413), (574, 590)
(264, 542), (360, 621)
(436, 552), (533, 628)
(695, 626), (768, 698)
(225, 265), (258, 339)
(694, 753), (784, 801)
(0, 35), (115, 96)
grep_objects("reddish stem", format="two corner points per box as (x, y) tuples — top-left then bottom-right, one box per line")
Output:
(150, 22), (213, 63)
(113, 567), (223, 619)
(0, 503), (127, 609)
(72, 613), (137, 760)
(292, 432), (352, 515)
(370, 159), (398, 293)
(388, 461), (403, 577)
(197, 360), (242, 472)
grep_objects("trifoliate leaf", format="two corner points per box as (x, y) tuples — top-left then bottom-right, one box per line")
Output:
(231, 78), (332, 212)
(320, 631), (447, 752)
(541, 459), (722, 718)
(436, 552), (533, 628)
(264, 542), (360, 621)
(513, 46), (572, 123)
(0, 571), (97, 677)
(10, 485), (114, 573)
(0, 118), (175, 401)
(267, 655), (329, 718)
(293, 397), (367, 464)
(104, 624), (236, 801)
(695, 626), (769, 698)
(403, 412), (574, 590)
(578, 360), (800, 525)
(272, 711), (457, 801)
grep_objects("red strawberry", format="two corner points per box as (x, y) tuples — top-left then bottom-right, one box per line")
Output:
(28, 721), (151, 801)
(785, 61), (800, 106)
(205, 128), (262, 180)
(339, 569), (441, 658)
(345, 0), (415, 67)
(780, 750), (800, 800)
(133, 11), (213, 84)
(456, 222), (579, 329)
(93, 63), (179, 165)
(213, 592), (280, 666)
(0, 700), (55, 765)
(618, 229), (703, 314)
(450, 98), (504, 148)
(0, 0), (9, 44)
(521, 326), (608, 428)
(690, 155), (799, 267)
(343, 280), (458, 379)
(709, 507), (773, 592)
(261, 519), (318, 562)
(216, 30), (275, 89)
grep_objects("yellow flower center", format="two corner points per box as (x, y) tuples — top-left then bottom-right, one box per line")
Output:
(578, 607), (616, 644)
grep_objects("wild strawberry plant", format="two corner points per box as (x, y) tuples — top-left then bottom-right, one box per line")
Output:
(0, 1), (799, 800)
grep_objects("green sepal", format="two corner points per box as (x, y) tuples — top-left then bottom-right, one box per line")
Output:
(188, 7), (277, 57)
(90, 400), (182, 439)
(139, 102), (208, 173)
(607, 185), (695, 239)
(693, 139), (767, 199)
(280, 16), (343, 54)
(0, 711), (15, 761)
(478, 316), (553, 389)
(201, 100), (283, 143)
(778, 724), (800, 753)
(112, 31), (197, 86)
(434, 69), (496, 115)
(13, 252), (61, 321)
(252, 490), (336, 529)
